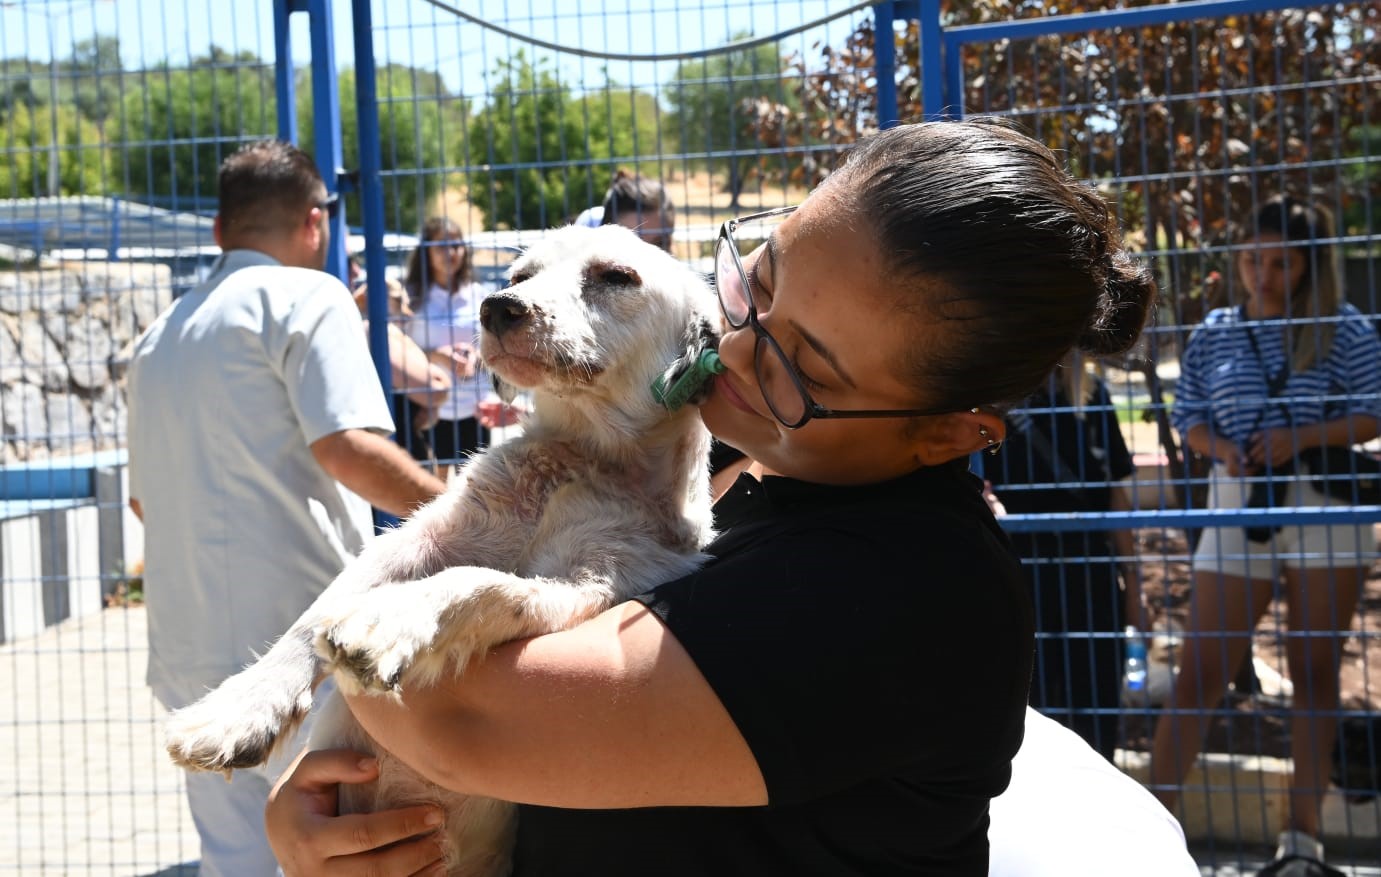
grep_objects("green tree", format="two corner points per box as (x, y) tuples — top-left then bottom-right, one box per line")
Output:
(664, 34), (794, 208)
(71, 36), (123, 136)
(303, 63), (460, 234)
(0, 103), (107, 197)
(467, 54), (662, 230)
(116, 47), (276, 206)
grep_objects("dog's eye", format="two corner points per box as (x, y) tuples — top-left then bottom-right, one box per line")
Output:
(598, 267), (638, 286)
(507, 271), (533, 287)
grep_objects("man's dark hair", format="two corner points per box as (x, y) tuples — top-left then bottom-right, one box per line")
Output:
(218, 140), (324, 234)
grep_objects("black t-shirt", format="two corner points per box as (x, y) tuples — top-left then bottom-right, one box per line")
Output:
(512, 460), (1034, 876)
(986, 380), (1135, 560)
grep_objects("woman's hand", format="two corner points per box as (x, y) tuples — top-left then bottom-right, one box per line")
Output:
(413, 405), (442, 432)
(437, 344), (479, 379)
(1245, 426), (1298, 469)
(266, 748), (447, 877)
(980, 480), (1008, 518)
(478, 398), (524, 429)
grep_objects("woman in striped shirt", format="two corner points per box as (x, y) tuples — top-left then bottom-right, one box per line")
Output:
(1150, 195), (1381, 877)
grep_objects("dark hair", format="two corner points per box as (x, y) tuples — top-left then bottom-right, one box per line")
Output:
(218, 140), (324, 235)
(1239, 193), (1339, 371)
(833, 119), (1156, 412)
(601, 169), (674, 250)
(403, 216), (473, 310)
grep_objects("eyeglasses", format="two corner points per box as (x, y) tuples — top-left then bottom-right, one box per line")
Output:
(316, 192), (340, 219)
(714, 205), (952, 429)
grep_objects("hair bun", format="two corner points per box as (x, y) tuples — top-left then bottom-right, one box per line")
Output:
(1077, 249), (1157, 357)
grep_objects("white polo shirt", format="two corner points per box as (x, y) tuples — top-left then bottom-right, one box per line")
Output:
(403, 280), (489, 422)
(127, 249), (394, 708)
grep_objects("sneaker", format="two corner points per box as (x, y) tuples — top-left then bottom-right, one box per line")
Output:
(1256, 831), (1346, 877)
(1255, 855), (1346, 877)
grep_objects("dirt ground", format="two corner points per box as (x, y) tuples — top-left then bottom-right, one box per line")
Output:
(1123, 526), (1381, 766)
(432, 169), (810, 244)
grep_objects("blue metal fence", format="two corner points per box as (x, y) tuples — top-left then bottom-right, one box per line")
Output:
(0, 0), (1377, 873)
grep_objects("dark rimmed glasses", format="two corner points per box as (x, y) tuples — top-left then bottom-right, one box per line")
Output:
(316, 192), (341, 219)
(714, 205), (952, 429)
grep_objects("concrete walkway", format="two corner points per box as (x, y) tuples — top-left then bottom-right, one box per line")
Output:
(1, 606), (196, 876)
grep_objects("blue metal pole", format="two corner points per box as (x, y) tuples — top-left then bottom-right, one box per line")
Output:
(273, 0), (298, 143)
(943, 31), (964, 120)
(351, 0), (402, 532)
(307, 0), (347, 283)
(943, 0), (1289, 43)
(917, 0), (946, 120)
(351, 0), (394, 401)
(874, 3), (898, 129)
(109, 196), (121, 262)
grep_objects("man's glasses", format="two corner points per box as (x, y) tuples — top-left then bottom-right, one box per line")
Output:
(714, 205), (951, 429)
(317, 192), (340, 219)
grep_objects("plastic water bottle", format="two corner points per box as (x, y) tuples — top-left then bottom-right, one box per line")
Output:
(1124, 625), (1148, 694)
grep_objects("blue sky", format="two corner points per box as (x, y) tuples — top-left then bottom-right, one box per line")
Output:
(1, 0), (865, 99)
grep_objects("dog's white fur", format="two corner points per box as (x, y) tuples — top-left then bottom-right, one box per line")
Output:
(164, 225), (720, 876)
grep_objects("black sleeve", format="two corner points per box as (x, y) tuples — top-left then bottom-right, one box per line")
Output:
(636, 510), (1032, 806)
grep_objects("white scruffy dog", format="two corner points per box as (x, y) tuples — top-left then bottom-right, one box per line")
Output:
(165, 224), (721, 876)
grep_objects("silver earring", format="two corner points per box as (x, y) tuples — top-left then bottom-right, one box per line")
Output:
(979, 425), (1000, 454)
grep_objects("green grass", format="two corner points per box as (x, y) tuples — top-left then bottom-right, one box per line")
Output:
(1114, 393), (1172, 426)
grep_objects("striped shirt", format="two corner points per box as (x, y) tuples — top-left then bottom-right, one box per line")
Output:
(1172, 303), (1381, 446)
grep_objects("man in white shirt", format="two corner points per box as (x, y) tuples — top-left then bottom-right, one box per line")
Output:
(127, 139), (446, 876)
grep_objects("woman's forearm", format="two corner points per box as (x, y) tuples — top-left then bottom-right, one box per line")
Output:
(1300, 414), (1381, 451)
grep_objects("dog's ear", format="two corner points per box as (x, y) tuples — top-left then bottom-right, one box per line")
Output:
(492, 372), (519, 405)
(658, 315), (722, 408)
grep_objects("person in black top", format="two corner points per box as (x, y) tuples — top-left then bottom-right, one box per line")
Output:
(265, 119), (1157, 877)
(986, 357), (1140, 761)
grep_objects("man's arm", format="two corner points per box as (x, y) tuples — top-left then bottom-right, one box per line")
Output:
(311, 428), (446, 518)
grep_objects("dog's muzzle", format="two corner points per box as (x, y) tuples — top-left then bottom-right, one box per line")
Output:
(480, 293), (533, 338)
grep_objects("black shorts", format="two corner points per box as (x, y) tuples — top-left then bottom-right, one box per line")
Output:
(392, 396), (487, 468)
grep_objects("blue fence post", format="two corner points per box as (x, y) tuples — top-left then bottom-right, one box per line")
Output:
(350, 0), (394, 403)
(874, 3), (898, 129)
(350, 0), (403, 532)
(918, 0), (946, 120)
(306, 0), (348, 283)
(273, 0), (299, 144)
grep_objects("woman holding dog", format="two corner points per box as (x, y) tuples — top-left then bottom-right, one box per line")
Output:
(1149, 195), (1381, 877)
(266, 119), (1155, 876)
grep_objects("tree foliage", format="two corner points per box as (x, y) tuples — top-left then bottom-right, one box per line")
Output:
(755, 2), (1379, 292)
(467, 54), (662, 230)
(0, 103), (108, 198)
(300, 64), (461, 235)
(116, 48), (277, 207)
(664, 34), (797, 208)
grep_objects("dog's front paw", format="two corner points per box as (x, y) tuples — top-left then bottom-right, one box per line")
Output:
(165, 670), (312, 773)
(316, 591), (443, 694)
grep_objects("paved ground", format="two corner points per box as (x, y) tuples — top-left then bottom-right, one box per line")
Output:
(1, 606), (197, 876)
(3, 606), (1379, 876)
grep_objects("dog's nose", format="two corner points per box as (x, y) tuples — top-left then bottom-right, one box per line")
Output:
(480, 294), (532, 337)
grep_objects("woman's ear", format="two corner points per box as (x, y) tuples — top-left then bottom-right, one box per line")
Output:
(910, 408), (1006, 465)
